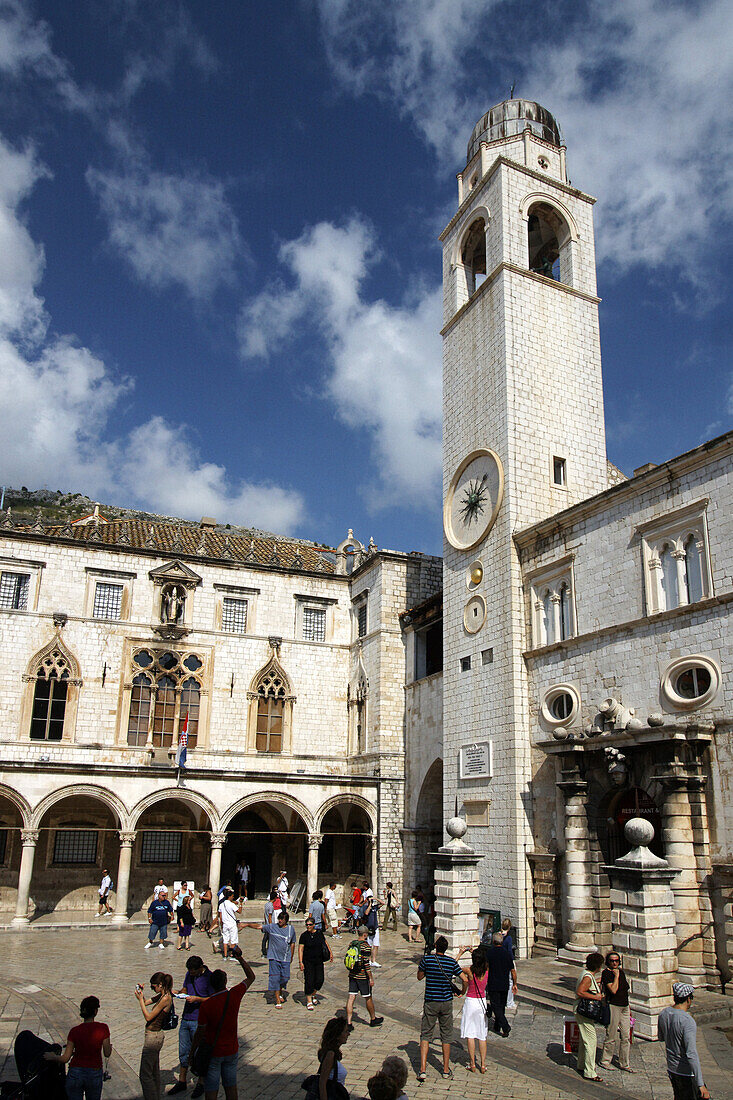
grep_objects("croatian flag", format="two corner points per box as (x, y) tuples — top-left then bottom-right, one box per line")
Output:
(175, 714), (188, 769)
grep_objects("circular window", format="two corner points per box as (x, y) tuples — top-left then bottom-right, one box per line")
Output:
(466, 560), (484, 589)
(183, 654), (203, 672)
(541, 684), (580, 728)
(463, 594), (487, 634)
(538, 156), (549, 170)
(661, 655), (720, 711)
(159, 651), (178, 670)
(134, 650), (153, 668)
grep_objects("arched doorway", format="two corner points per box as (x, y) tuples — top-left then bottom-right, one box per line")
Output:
(598, 786), (664, 864)
(34, 793), (121, 914)
(319, 803), (373, 885)
(0, 795), (25, 915)
(411, 759), (443, 890)
(131, 797), (212, 911)
(224, 801), (308, 900)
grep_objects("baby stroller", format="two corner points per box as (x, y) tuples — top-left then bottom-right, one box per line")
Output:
(0, 1030), (66, 1099)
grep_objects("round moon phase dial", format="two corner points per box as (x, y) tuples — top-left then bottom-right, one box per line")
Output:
(444, 448), (504, 552)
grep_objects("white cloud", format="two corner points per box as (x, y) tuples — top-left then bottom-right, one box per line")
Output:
(0, 131), (303, 532)
(240, 218), (442, 508)
(87, 163), (242, 300)
(315, 0), (733, 285)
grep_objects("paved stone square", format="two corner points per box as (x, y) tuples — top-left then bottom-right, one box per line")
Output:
(0, 923), (730, 1100)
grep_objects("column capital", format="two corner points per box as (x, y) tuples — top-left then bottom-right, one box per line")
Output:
(653, 769), (706, 792)
(20, 829), (39, 846)
(118, 831), (137, 846)
(209, 832), (227, 848)
(308, 833), (323, 850)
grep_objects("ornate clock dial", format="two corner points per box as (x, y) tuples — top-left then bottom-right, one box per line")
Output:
(444, 448), (504, 551)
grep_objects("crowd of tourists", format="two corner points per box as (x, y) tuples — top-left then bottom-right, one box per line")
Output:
(48, 871), (709, 1100)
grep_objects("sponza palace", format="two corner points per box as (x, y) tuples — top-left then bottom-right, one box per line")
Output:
(0, 99), (731, 991)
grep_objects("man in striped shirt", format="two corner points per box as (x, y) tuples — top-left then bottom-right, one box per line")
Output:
(417, 936), (466, 1081)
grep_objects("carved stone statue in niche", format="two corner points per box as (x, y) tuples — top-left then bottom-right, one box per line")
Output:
(161, 583), (185, 625)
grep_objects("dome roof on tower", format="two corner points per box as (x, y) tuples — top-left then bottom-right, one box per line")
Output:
(467, 99), (561, 162)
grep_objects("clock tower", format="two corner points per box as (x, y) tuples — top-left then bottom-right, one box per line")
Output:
(440, 100), (608, 952)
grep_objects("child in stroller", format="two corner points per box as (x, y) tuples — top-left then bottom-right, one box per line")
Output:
(0, 1030), (66, 1099)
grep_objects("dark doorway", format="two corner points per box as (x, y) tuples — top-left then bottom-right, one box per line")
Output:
(598, 787), (664, 863)
(223, 810), (272, 896)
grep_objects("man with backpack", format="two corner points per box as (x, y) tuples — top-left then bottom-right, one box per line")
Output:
(362, 893), (382, 967)
(344, 924), (383, 1029)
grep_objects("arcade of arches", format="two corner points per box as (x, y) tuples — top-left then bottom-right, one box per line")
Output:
(0, 787), (376, 924)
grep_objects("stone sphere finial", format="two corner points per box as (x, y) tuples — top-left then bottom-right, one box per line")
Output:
(446, 816), (468, 840)
(624, 816), (654, 848)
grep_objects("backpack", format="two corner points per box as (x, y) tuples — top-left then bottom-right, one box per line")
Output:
(344, 941), (361, 970)
(365, 905), (378, 932)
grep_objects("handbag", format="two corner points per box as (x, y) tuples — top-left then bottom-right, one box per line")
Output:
(472, 972), (492, 1022)
(321, 938), (331, 962)
(190, 990), (230, 1077)
(302, 1059), (349, 1100)
(162, 1005), (178, 1031)
(434, 952), (464, 997)
(576, 975), (610, 1025)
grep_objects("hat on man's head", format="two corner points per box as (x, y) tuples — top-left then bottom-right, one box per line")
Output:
(673, 982), (695, 1001)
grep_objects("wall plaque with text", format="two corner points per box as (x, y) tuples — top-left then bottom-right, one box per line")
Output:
(459, 741), (492, 780)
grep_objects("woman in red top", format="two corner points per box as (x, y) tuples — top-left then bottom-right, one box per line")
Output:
(43, 995), (111, 1100)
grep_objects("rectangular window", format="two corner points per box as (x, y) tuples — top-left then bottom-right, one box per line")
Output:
(302, 606), (326, 642)
(0, 571), (30, 610)
(481, 647), (494, 665)
(460, 655), (471, 672)
(222, 596), (248, 633)
(552, 456), (567, 486)
(357, 602), (367, 638)
(140, 831), (182, 864)
(92, 581), (123, 620)
(53, 829), (98, 865)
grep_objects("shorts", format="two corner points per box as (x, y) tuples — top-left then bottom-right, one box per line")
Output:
(221, 923), (239, 946)
(268, 958), (291, 990)
(367, 928), (380, 947)
(348, 975), (371, 998)
(421, 1000), (454, 1043)
(204, 1052), (238, 1091)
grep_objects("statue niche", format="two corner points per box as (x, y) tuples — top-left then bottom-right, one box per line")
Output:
(161, 583), (186, 625)
(148, 559), (202, 639)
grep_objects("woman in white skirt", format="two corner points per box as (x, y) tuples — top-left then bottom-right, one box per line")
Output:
(458, 947), (489, 1072)
(406, 892), (421, 942)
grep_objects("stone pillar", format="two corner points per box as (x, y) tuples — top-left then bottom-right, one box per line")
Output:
(606, 818), (678, 1040)
(12, 829), (39, 926)
(431, 818), (483, 952)
(527, 850), (561, 955)
(111, 831), (137, 923)
(368, 836), (378, 895)
(557, 754), (597, 962)
(657, 773), (708, 981)
(307, 834), (322, 901)
(208, 833), (226, 893)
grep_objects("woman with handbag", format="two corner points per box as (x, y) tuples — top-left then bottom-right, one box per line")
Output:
(457, 947), (489, 1073)
(299, 916), (333, 1010)
(199, 884), (213, 933)
(304, 1017), (349, 1100)
(135, 971), (173, 1100)
(574, 952), (607, 1081)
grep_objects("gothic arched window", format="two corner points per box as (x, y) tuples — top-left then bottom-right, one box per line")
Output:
(126, 649), (203, 749)
(248, 649), (295, 754)
(25, 642), (81, 742)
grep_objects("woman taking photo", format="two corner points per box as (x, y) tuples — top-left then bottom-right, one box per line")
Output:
(135, 971), (173, 1100)
(299, 915), (333, 1010)
(457, 946), (489, 1073)
(313, 1017), (349, 1100)
(574, 951), (606, 1081)
(43, 995), (111, 1100)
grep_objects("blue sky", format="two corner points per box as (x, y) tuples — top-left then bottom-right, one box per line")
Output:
(0, 0), (730, 557)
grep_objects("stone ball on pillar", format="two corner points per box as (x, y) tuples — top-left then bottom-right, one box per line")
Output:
(446, 816), (468, 840)
(624, 816), (655, 848)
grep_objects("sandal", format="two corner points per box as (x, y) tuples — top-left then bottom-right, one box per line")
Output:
(442, 1070), (453, 1080)
(306, 1003), (314, 1011)
(417, 1072), (426, 1084)
(480, 1065), (486, 1074)
(467, 1065), (475, 1073)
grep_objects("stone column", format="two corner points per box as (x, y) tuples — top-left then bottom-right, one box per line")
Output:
(431, 818), (483, 952)
(208, 833), (226, 893)
(367, 836), (378, 895)
(111, 831), (137, 924)
(527, 850), (561, 955)
(557, 754), (597, 962)
(307, 834), (322, 901)
(606, 818), (678, 1040)
(12, 829), (39, 926)
(657, 772), (708, 981)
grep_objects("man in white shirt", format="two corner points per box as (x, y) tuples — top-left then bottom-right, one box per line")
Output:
(153, 878), (168, 900)
(276, 870), (289, 909)
(324, 882), (340, 934)
(218, 887), (243, 960)
(97, 869), (112, 916)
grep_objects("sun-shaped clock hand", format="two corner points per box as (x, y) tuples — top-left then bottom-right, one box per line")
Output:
(458, 473), (489, 525)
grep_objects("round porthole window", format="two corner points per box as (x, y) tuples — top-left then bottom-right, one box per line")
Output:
(541, 684), (580, 728)
(661, 655), (720, 711)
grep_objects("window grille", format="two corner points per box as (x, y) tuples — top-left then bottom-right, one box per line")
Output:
(140, 831), (182, 864)
(357, 602), (367, 637)
(92, 581), (123, 620)
(222, 597), (247, 633)
(53, 829), (98, 864)
(302, 606), (326, 642)
(0, 572), (30, 610)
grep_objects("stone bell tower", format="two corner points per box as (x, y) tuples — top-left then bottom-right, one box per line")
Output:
(440, 100), (608, 953)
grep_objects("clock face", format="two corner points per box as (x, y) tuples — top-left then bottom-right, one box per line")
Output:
(444, 448), (504, 551)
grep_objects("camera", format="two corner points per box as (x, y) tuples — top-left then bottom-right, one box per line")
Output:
(103, 1071), (112, 1081)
